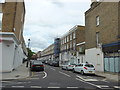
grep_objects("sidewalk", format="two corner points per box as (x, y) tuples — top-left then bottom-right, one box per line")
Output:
(95, 71), (120, 82)
(0, 62), (30, 81)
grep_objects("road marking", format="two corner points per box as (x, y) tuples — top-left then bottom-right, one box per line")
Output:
(59, 71), (71, 77)
(67, 87), (78, 88)
(84, 79), (98, 81)
(30, 86), (42, 88)
(12, 86), (24, 88)
(50, 68), (56, 71)
(76, 75), (98, 81)
(76, 78), (101, 89)
(97, 85), (109, 88)
(43, 71), (47, 79)
(27, 77), (39, 79)
(48, 87), (60, 88)
(1, 81), (10, 83)
(17, 82), (27, 84)
(76, 75), (84, 80)
(114, 86), (120, 89)
(76, 78), (112, 89)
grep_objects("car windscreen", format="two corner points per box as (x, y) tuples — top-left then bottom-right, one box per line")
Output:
(33, 61), (42, 65)
(85, 64), (94, 67)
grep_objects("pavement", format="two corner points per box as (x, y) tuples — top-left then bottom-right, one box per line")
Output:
(0, 62), (30, 81)
(0, 62), (119, 82)
(95, 71), (120, 82)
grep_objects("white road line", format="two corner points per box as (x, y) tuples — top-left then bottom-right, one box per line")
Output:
(59, 71), (71, 77)
(76, 75), (84, 80)
(30, 86), (42, 88)
(50, 68), (56, 71)
(26, 78), (39, 80)
(48, 87), (60, 88)
(76, 75), (98, 81)
(43, 71), (47, 79)
(84, 79), (98, 81)
(76, 78), (112, 89)
(1, 81), (10, 83)
(114, 86), (120, 89)
(67, 87), (78, 88)
(97, 85), (109, 88)
(76, 78), (101, 89)
(12, 86), (24, 88)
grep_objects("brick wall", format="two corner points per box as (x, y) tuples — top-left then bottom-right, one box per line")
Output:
(85, 2), (119, 49)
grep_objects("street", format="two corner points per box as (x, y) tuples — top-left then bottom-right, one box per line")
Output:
(1, 64), (119, 90)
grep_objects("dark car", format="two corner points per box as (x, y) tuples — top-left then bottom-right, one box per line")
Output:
(30, 60), (44, 71)
(52, 61), (59, 67)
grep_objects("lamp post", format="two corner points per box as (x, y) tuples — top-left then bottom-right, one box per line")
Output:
(26, 38), (30, 67)
(28, 39), (30, 49)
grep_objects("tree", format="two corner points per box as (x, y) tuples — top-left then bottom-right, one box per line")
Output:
(27, 48), (36, 60)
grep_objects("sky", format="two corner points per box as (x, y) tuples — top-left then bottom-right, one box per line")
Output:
(24, 0), (91, 52)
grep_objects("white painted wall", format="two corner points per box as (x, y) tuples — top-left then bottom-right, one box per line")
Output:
(85, 48), (104, 72)
(0, 37), (26, 72)
(1, 40), (15, 72)
(13, 44), (24, 69)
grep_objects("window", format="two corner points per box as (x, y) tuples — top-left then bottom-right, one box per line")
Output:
(67, 44), (69, 49)
(70, 34), (72, 40)
(70, 42), (72, 48)
(73, 32), (76, 39)
(96, 16), (100, 26)
(73, 40), (76, 47)
(65, 37), (66, 43)
(61, 40), (62, 45)
(67, 36), (69, 42)
(63, 39), (64, 44)
(96, 32), (100, 46)
(0, 13), (3, 30)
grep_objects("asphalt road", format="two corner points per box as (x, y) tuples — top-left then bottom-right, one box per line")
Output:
(1, 64), (120, 90)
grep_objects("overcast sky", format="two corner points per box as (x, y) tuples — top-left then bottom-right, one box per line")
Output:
(23, 0), (91, 52)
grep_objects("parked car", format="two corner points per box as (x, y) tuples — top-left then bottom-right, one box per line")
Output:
(62, 62), (76, 71)
(73, 63), (95, 75)
(52, 61), (59, 67)
(30, 60), (44, 71)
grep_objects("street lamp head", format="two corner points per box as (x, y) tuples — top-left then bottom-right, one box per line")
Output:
(28, 39), (30, 41)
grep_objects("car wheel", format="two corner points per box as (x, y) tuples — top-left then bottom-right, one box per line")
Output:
(81, 70), (84, 75)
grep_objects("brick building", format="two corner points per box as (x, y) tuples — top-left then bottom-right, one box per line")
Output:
(85, 1), (120, 72)
(59, 25), (85, 65)
(0, 0), (27, 72)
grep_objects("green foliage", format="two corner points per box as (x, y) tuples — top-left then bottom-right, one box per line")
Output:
(27, 48), (36, 59)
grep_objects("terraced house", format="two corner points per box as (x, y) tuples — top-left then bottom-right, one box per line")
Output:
(59, 25), (85, 66)
(40, 44), (54, 61)
(0, 0), (27, 72)
(85, 1), (120, 72)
